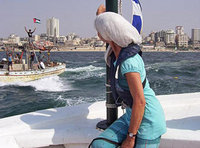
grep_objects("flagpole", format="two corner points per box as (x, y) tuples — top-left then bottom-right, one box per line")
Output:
(96, 0), (118, 130)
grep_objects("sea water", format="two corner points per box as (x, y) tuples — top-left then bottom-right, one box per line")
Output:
(0, 51), (200, 118)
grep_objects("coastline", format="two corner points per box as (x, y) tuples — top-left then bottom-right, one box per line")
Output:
(51, 47), (200, 53)
(1, 47), (200, 52)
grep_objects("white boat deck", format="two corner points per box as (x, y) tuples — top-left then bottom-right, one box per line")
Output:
(0, 92), (200, 148)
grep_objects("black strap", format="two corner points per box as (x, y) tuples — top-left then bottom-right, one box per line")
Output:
(142, 76), (146, 88)
(88, 137), (121, 148)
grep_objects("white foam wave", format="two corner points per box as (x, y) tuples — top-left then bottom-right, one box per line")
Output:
(56, 95), (65, 101)
(63, 96), (105, 106)
(65, 65), (105, 80)
(89, 60), (97, 63)
(146, 60), (198, 71)
(0, 76), (72, 92)
(99, 72), (106, 77)
(65, 65), (104, 72)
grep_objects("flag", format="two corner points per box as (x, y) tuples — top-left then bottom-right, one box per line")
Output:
(132, 0), (143, 34)
(33, 18), (41, 24)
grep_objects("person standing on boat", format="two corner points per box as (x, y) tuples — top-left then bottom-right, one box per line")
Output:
(91, 6), (166, 148)
(30, 52), (35, 69)
(8, 53), (13, 71)
(24, 27), (36, 43)
(38, 51), (45, 62)
(14, 53), (20, 64)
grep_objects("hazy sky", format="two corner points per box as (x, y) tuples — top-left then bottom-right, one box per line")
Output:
(0, 0), (199, 38)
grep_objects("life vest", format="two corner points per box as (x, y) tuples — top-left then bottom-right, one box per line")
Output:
(109, 43), (146, 108)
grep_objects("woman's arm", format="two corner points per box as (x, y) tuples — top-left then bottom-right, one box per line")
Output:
(121, 72), (146, 148)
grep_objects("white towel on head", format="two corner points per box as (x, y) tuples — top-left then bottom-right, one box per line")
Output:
(94, 12), (142, 47)
(94, 12), (142, 66)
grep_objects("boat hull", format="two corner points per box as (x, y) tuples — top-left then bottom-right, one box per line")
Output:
(0, 93), (200, 148)
(0, 63), (66, 83)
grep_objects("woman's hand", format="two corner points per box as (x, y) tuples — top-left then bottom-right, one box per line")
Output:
(96, 4), (106, 15)
(121, 136), (135, 148)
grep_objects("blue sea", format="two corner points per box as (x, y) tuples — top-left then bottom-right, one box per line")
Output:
(0, 51), (200, 118)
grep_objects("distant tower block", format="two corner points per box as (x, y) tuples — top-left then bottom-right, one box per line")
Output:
(191, 29), (200, 42)
(191, 28), (200, 48)
(165, 29), (176, 45)
(47, 17), (59, 37)
(175, 26), (188, 48)
(176, 26), (184, 35)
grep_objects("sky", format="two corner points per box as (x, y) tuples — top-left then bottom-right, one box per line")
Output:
(0, 0), (199, 38)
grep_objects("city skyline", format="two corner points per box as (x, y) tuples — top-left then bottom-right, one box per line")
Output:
(0, 0), (199, 38)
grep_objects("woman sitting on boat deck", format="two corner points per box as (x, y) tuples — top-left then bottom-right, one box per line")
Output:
(91, 5), (166, 148)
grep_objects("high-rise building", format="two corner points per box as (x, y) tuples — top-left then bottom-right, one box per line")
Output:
(176, 34), (189, 47)
(46, 17), (59, 37)
(191, 29), (200, 42)
(155, 30), (166, 42)
(165, 29), (176, 45)
(176, 26), (184, 35)
(175, 26), (188, 48)
(191, 29), (200, 49)
(149, 32), (155, 42)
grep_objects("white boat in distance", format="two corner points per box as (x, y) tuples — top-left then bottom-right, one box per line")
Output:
(0, 61), (66, 83)
(0, 92), (200, 148)
(0, 44), (66, 83)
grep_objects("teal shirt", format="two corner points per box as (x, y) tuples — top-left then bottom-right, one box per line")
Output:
(117, 54), (166, 140)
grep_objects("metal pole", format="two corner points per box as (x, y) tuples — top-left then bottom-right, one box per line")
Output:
(96, 0), (118, 130)
(106, 0), (118, 13)
(106, 0), (118, 126)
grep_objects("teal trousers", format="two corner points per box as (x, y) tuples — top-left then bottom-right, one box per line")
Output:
(92, 112), (161, 148)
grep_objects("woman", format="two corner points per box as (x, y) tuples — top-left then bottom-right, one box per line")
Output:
(92, 6), (166, 148)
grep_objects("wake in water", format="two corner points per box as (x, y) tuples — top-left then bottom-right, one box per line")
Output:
(56, 95), (105, 106)
(0, 76), (72, 92)
(65, 65), (106, 80)
(66, 65), (103, 72)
